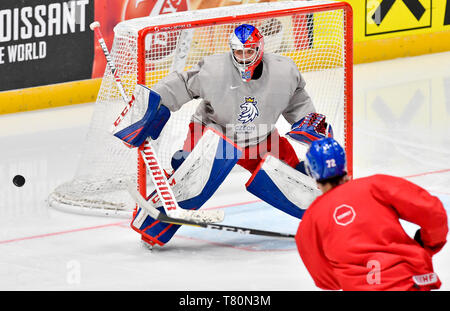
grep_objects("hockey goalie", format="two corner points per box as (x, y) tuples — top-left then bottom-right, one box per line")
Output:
(115, 24), (333, 248)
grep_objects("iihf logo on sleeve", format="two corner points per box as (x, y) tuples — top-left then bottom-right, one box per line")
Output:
(238, 97), (259, 124)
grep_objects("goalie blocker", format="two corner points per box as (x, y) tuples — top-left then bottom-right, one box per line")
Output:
(114, 84), (171, 147)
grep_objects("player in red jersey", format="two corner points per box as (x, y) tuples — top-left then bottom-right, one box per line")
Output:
(296, 137), (448, 291)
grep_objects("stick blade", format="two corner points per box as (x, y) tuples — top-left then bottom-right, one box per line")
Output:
(168, 209), (224, 224)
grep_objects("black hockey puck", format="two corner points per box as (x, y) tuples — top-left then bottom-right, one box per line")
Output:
(13, 175), (25, 187)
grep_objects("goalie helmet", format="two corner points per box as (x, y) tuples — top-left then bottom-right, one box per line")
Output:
(229, 24), (264, 82)
(305, 138), (347, 182)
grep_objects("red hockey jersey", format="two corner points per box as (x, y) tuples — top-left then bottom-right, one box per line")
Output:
(296, 174), (448, 291)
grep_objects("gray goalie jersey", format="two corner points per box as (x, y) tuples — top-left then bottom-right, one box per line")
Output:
(152, 52), (315, 147)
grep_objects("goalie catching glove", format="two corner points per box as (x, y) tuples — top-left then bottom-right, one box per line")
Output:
(286, 112), (333, 145)
(114, 84), (170, 147)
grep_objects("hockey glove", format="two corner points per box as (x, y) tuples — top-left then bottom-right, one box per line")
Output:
(114, 85), (170, 148)
(286, 112), (333, 145)
(414, 228), (446, 255)
(414, 229), (424, 248)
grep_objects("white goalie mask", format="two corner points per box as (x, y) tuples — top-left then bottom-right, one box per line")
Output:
(229, 24), (264, 82)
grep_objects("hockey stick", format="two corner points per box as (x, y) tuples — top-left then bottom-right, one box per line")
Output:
(127, 182), (295, 239)
(90, 21), (224, 224)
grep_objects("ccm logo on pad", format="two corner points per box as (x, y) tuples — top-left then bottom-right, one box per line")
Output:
(334, 205), (356, 226)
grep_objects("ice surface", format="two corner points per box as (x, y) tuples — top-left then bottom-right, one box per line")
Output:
(0, 51), (449, 291)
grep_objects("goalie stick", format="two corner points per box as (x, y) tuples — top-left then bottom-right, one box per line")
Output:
(127, 182), (295, 239)
(90, 21), (224, 224)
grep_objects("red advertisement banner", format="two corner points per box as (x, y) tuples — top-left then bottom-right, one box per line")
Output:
(92, 0), (191, 78)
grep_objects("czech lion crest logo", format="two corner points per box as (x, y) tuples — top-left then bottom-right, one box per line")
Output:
(238, 97), (259, 124)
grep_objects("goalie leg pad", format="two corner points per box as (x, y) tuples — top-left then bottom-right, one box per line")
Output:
(245, 154), (321, 219)
(131, 128), (243, 245)
(171, 149), (190, 171)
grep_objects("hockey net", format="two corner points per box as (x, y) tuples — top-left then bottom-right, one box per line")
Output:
(48, 0), (353, 218)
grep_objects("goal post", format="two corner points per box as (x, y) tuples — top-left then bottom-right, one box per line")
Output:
(48, 0), (353, 218)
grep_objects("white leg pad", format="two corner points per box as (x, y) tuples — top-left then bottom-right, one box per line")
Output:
(246, 154), (321, 218)
(146, 128), (242, 210)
